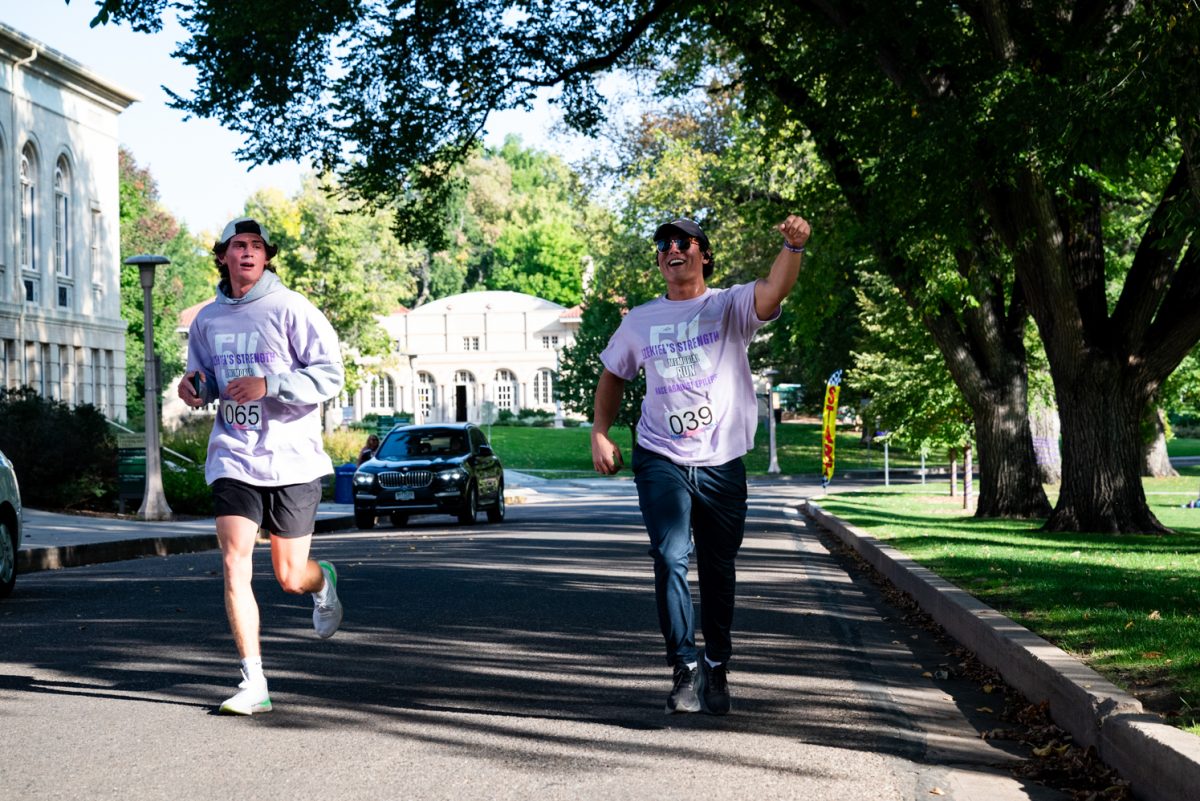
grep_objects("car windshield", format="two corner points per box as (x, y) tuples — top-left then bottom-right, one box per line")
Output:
(376, 429), (469, 459)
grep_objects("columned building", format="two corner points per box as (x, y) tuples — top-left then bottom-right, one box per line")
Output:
(358, 290), (580, 424)
(0, 25), (135, 420)
(170, 290), (582, 429)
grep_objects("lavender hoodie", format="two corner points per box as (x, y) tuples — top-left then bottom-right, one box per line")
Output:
(187, 270), (344, 486)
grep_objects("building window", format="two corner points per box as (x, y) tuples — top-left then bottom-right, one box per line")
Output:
(368, 373), (396, 409)
(541, 335), (559, 349)
(462, 336), (480, 351)
(90, 205), (103, 304)
(417, 372), (436, 418)
(533, 369), (555, 405)
(58, 285), (72, 309)
(20, 144), (36, 275)
(55, 157), (71, 279)
(24, 278), (39, 304)
(494, 369), (516, 412)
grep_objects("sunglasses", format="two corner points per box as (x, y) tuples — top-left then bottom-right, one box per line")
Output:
(655, 237), (697, 253)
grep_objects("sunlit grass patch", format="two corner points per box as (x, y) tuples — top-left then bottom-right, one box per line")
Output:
(815, 484), (1200, 733)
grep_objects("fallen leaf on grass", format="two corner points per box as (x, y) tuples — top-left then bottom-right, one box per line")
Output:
(1141, 651), (1164, 659)
(1148, 610), (1161, 620)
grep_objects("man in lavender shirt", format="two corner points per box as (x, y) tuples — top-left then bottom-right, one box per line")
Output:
(591, 215), (811, 715)
(179, 217), (345, 715)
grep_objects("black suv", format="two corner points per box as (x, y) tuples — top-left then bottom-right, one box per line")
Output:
(352, 423), (505, 528)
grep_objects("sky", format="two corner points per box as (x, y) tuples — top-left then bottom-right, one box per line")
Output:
(0, 1), (591, 237)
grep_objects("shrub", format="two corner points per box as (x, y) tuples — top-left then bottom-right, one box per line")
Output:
(162, 463), (213, 515)
(0, 387), (116, 509)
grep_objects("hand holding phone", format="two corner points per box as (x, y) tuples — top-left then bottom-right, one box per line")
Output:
(190, 372), (203, 396)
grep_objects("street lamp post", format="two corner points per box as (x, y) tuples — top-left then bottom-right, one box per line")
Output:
(553, 345), (564, 428)
(126, 254), (173, 521)
(763, 368), (780, 474)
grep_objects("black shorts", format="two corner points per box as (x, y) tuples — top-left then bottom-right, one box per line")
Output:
(211, 477), (323, 539)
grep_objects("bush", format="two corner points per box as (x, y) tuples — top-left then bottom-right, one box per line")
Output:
(0, 387), (116, 509)
(162, 462), (213, 515)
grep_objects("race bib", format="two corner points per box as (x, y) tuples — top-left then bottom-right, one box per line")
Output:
(664, 403), (714, 439)
(220, 399), (263, 431)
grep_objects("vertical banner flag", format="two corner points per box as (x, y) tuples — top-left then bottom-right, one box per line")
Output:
(821, 370), (843, 489)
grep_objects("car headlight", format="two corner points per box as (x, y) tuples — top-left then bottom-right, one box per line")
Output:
(353, 472), (377, 488)
(436, 467), (469, 484)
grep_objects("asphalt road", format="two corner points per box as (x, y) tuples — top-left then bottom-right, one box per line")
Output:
(0, 481), (1066, 801)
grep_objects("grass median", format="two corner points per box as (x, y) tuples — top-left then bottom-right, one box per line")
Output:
(812, 468), (1200, 734)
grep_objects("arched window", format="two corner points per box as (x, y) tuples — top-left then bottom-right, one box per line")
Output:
(533, 369), (555, 406)
(19, 145), (37, 302)
(368, 373), (396, 409)
(54, 157), (70, 278)
(54, 157), (72, 308)
(494, 368), (517, 412)
(417, 372), (437, 418)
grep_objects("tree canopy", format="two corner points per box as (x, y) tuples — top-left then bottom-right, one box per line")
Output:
(92, 0), (1200, 532)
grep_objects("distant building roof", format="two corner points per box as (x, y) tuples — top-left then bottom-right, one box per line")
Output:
(177, 298), (213, 332)
(409, 290), (568, 315)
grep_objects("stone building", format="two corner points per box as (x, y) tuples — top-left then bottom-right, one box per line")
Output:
(0, 25), (135, 420)
(359, 290), (580, 424)
(170, 289), (581, 428)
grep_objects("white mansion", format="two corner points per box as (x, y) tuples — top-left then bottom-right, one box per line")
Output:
(367, 290), (580, 424)
(174, 289), (580, 427)
(0, 25), (134, 421)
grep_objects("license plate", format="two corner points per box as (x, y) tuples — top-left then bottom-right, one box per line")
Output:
(394, 490), (414, 501)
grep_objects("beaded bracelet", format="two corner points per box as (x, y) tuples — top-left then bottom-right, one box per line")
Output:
(783, 242), (806, 254)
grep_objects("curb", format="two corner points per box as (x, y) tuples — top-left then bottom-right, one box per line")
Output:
(17, 515), (357, 574)
(802, 500), (1200, 801)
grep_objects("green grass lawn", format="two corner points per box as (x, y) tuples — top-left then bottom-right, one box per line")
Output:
(1169, 437), (1200, 458)
(486, 421), (923, 476)
(814, 472), (1200, 734)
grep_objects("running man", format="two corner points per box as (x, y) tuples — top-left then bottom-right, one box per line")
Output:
(179, 216), (346, 715)
(590, 215), (810, 714)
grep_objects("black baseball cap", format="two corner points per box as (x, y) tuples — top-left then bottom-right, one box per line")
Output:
(653, 218), (710, 251)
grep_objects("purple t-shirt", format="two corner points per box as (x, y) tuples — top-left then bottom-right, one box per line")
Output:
(601, 281), (777, 466)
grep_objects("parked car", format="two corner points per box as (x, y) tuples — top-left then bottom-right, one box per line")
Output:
(352, 422), (505, 528)
(0, 449), (23, 599)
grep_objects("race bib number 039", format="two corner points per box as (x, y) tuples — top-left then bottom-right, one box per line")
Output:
(664, 403), (714, 439)
(220, 399), (263, 431)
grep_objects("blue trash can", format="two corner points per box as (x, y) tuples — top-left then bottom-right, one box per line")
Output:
(334, 463), (356, 504)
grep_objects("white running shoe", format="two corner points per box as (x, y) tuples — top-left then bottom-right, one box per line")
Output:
(313, 560), (343, 639)
(219, 670), (272, 715)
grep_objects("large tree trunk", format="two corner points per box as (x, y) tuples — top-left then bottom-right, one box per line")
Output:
(969, 383), (1052, 518)
(1143, 407), (1178, 478)
(1030, 404), (1062, 485)
(1046, 369), (1167, 533)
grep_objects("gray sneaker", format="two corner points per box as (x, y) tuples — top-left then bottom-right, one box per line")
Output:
(665, 663), (700, 714)
(313, 561), (343, 638)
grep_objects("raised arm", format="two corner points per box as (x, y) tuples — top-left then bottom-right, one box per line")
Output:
(755, 214), (812, 321)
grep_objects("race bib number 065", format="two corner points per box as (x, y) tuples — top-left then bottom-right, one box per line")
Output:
(664, 403), (714, 439)
(220, 399), (263, 431)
